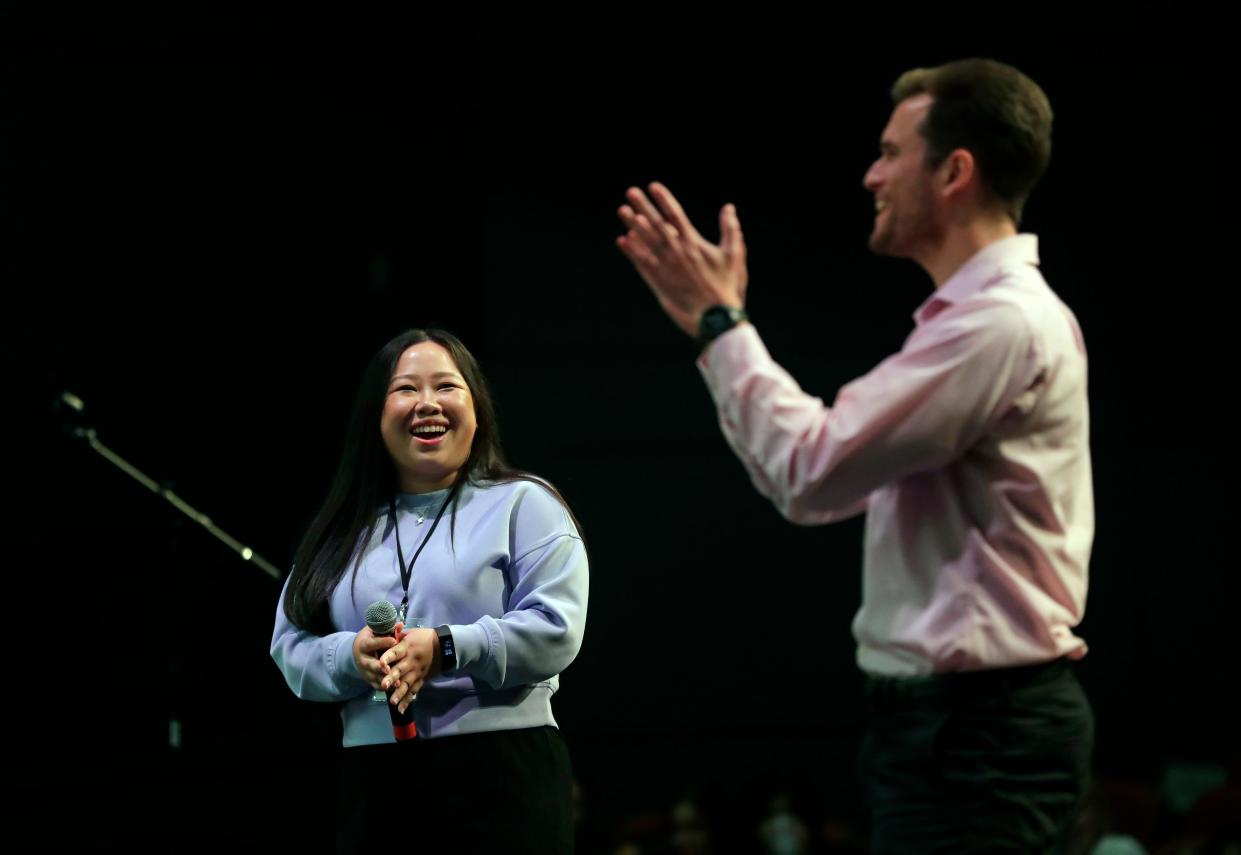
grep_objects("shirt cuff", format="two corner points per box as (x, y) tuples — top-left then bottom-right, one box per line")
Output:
(329, 631), (364, 682)
(697, 322), (768, 401)
(448, 622), (490, 673)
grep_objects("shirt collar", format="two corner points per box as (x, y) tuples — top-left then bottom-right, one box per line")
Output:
(913, 234), (1040, 325)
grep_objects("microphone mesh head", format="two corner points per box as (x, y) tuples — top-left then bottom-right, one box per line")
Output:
(364, 599), (397, 635)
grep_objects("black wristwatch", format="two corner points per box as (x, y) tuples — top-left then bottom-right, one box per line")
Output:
(697, 305), (748, 348)
(435, 625), (457, 673)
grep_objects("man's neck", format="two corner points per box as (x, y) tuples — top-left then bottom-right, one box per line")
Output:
(919, 216), (1018, 288)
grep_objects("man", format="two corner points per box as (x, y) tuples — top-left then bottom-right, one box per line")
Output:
(616, 58), (1093, 853)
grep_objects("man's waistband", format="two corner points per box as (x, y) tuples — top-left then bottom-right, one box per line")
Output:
(864, 657), (1071, 708)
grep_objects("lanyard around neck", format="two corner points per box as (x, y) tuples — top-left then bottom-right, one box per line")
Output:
(388, 492), (452, 623)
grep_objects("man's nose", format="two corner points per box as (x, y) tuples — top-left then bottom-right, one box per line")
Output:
(863, 160), (883, 192)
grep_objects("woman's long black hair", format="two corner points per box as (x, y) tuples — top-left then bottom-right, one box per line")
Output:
(283, 328), (580, 635)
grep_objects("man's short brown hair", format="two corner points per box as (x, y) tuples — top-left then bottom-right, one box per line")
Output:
(892, 58), (1052, 224)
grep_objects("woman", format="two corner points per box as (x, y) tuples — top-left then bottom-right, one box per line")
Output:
(270, 329), (588, 853)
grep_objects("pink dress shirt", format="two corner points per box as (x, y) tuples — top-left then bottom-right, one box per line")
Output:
(699, 235), (1092, 677)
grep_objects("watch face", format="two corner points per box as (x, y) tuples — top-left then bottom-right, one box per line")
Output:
(701, 306), (738, 340)
(437, 627), (455, 663)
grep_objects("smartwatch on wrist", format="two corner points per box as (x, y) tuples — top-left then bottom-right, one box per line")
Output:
(697, 305), (748, 348)
(435, 625), (457, 673)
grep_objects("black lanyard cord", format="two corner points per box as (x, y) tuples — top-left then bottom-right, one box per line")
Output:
(388, 492), (452, 621)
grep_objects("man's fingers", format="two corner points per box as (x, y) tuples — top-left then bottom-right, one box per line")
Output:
(623, 207), (674, 252)
(619, 237), (674, 305)
(719, 204), (738, 253)
(632, 213), (674, 252)
(649, 182), (700, 242)
(625, 186), (668, 230)
(618, 232), (661, 270)
(669, 221), (701, 262)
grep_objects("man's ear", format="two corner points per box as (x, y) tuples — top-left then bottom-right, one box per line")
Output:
(938, 148), (977, 199)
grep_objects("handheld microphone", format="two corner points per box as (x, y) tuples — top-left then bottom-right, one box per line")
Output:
(364, 599), (417, 741)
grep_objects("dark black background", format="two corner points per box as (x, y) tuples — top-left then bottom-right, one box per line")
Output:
(5, 5), (1238, 852)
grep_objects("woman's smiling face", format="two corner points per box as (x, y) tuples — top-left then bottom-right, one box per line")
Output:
(380, 341), (478, 493)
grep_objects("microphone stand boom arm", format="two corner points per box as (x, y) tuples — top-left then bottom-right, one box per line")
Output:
(69, 421), (283, 581)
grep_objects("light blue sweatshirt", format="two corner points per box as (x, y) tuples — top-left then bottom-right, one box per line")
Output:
(271, 479), (588, 746)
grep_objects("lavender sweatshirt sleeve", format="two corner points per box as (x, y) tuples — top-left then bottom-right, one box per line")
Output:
(270, 575), (371, 702)
(447, 484), (588, 689)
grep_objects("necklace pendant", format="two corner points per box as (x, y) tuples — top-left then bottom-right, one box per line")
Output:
(397, 600), (407, 624)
